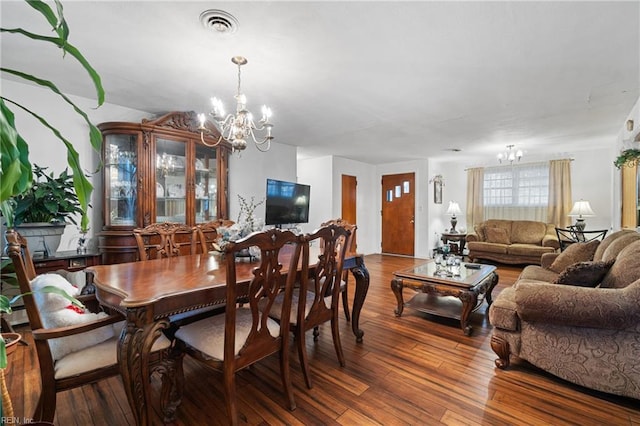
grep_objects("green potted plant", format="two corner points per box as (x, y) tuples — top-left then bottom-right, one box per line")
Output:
(10, 165), (85, 256)
(614, 148), (640, 169)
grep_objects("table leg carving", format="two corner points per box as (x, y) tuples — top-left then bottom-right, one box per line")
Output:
(390, 278), (405, 317)
(458, 290), (478, 336)
(491, 334), (511, 369)
(155, 346), (184, 423)
(485, 272), (499, 306)
(119, 307), (170, 426)
(349, 256), (370, 343)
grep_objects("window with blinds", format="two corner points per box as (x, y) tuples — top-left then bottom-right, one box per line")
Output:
(483, 162), (549, 220)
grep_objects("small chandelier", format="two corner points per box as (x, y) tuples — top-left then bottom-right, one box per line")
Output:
(497, 144), (523, 164)
(198, 56), (274, 153)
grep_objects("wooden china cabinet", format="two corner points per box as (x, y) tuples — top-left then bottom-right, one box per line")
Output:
(98, 111), (230, 264)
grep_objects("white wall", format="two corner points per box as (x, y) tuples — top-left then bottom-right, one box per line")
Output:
(297, 156), (334, 234)
(571, 148), (617, 231)
(427, 160), (467, 254)
(228, 141), (297, 225)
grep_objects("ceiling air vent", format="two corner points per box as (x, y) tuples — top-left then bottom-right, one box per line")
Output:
(199, 10), (239, 34)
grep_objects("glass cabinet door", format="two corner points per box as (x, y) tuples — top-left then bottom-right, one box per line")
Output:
(156, 138), (187, 223)
(195, 144), (218, 223)
(105, 134), (138, 227)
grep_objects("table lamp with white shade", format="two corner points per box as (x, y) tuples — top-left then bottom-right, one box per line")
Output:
(446, 201), (462, 233)
(568, 200), (595, 231)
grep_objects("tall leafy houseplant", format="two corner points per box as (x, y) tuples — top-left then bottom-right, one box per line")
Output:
(0, 0), (103, 418)
(0, 0), (105, 232)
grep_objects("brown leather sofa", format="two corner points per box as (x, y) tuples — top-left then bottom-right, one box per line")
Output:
(466, 219), (560, 265)
(488, 229), (640, 399)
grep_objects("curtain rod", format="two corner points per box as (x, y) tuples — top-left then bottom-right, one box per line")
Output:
(463, 158), (574, 171)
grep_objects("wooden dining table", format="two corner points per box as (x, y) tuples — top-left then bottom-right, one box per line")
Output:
(87, 247), (369, 426)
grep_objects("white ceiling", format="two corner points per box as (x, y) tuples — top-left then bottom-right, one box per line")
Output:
(1, 1), (639, 165)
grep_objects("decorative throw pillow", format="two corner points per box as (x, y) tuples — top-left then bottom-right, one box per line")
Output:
(474, 224), (486, 241)
(552, 259), (615, 287)
(548, 240), (600, 273)
(485, 227), (510, 244)
(31, 273), (116, 361)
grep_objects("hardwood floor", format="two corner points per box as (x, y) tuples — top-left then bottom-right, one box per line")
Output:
(6, 254), (640, 425)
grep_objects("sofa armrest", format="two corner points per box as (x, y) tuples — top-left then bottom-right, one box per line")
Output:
(515, 280), (640, 330)
(542, 233), (560, 249)
(466, 233), (480, 243)
(540, 252), (559, 269)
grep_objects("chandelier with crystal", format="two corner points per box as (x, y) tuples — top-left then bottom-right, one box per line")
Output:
(497, 144), (523, 164)
(197, 56), (273, 153)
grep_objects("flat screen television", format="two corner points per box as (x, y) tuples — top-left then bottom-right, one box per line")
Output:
(265, 178), (311, 225)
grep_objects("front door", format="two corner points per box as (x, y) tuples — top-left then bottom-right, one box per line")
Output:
(341, 174), (357, 251)
(381, 173), (415, 256)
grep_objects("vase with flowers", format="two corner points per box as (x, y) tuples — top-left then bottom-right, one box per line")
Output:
(214, 195), (265, 259)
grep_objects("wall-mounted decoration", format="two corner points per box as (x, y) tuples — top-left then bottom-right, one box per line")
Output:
(429, 175), (444, 204)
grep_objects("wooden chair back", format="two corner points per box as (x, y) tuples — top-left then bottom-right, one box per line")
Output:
(321, 218), (357, 253)
(175, 228), (303, 423)
(224, 229), (302, 368)
(133, 222), (198, 260)
(301, 224), (351, 327)
(320, 218), (357, 321)
(285, 223), (350, 389)
(195, 218), (235, 253)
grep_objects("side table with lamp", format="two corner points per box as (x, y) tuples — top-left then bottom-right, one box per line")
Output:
(568, 199), (595, 231)
(442, 201), (467, 255)
(557, 200), (607, 251)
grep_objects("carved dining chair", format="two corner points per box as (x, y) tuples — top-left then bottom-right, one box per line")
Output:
(321, 218), (357, 321)
(4, 229), (182, 423)
(195, 218), (235, 253)
(174, 228), (302, 424)
(270, 223), (351, 389)
(133, 222), (198, 260)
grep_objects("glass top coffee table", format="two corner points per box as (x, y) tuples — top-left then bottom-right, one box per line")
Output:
(391, 260), (498, 336)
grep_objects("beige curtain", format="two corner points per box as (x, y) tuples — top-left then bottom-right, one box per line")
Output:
(466, 167), (484, 228)
(547, 159), (572, 227)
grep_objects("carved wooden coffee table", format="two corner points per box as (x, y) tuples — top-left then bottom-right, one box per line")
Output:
(391, 261), (498, 336)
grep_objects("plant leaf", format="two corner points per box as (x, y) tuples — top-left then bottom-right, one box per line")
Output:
(0, 336), (6, 369)
(25, 0), (69, 41)
(1, 69), (103, 153)
(2, 98), (93, 228)
(0, 28), (105, 106)
(0, 99), (32, 204)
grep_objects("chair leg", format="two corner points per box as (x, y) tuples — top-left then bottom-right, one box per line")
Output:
(296, 328), (313, 389)
(312, 325), (320, 341)
(279, 336), (296, 410)
(34, 385), (56, 422)
(341, 288), (351, 322)
(331, 316), (345, 367)
(223, 367), (238, 426)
